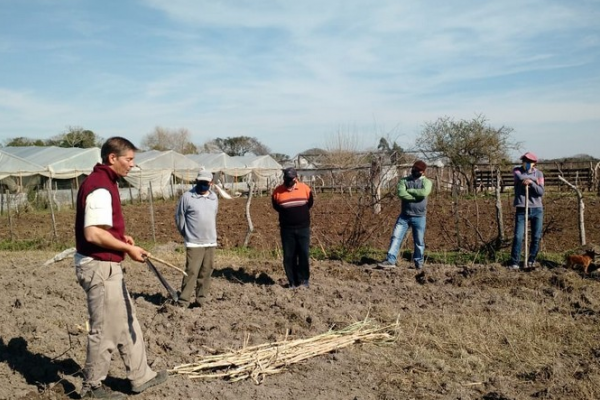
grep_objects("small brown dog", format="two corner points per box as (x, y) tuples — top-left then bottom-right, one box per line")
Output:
(565, 252), (595, 275)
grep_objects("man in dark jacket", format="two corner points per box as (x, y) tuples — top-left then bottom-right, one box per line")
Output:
(272, 167), (314, 288)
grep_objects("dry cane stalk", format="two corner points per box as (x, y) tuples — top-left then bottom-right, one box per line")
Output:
(172, 320), (399, 382)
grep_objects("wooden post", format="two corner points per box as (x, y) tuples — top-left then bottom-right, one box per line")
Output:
(6, 190), (13, 240)
(70, 180), (75, 209)
(370, 157), (382, 214)
(524, 184), (529, 266)
(148, 182), (156, 243)
(170, 175), (175, 199)
(243, 180), (255, 247)
(47, 180), (58, 241)
(559, 175), (586, 245)
(494, 167), (505, 248)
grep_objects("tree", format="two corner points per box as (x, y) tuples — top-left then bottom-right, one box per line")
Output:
(377, 137), (405, 164)
(47, 126), (102, 148)
(141, 126), (197, 154)
(323, 127), (366, 168)
(415, 115), (520, 192)
(3, 137), (46, 147)
(270, 153), (290, 164)
(205, 136), (270, 156)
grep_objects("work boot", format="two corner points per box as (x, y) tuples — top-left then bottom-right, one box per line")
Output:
(80, 385), (126, 399)
(377, 260), (396, 269)
(131, 370), (168, 393)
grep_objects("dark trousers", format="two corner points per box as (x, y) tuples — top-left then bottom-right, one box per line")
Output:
(280, 227), (310, 287)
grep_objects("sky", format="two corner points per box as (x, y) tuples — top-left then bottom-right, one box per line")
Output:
(1, 0), (599, 160)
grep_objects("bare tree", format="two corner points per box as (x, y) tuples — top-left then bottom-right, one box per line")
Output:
(415, 115), (520, 194)
(141, 126), (197, 154)
(323, 126), (367, 168)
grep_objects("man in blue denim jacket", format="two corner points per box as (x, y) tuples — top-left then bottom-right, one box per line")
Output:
(508, 152), (545, 270)
(378, 160), (433, 270)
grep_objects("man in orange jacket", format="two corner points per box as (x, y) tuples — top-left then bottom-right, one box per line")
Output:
(272, 167), (314, 288)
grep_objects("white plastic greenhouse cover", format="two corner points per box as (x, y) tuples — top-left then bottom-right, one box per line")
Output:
(0, 146), (101, 179)
(233, 154), (283, 177)
(0, 150), (44, 180)
(124, 150), (202, 191)
(186, 153), (250, 177)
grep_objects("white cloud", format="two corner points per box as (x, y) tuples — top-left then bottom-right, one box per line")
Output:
(0, 0), (598, 158)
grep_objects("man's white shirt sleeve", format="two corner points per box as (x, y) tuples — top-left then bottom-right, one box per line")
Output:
(84, 189), (113, 228)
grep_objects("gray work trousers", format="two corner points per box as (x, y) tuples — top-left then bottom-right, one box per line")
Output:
(179, 246), (215, 306)
(75, 260), (156, 389)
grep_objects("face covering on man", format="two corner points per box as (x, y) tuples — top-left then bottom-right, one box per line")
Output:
(196, 181), (211, 193)
(522, 162), (533, 172)
(411, 169), (423, 179)
(284, 177), (296, 188)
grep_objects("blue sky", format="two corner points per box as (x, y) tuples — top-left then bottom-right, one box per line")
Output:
(1, 0), (599, 160)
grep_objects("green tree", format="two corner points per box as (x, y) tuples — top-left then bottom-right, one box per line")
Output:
(47, 126), (102, 148)
(3, 137), (46, 147)
(206, 136), (270, 156)
(377, 137), (405, 164)
(415, 115), (519, 192)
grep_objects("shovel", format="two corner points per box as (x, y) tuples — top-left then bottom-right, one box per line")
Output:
(524, 184), (529, 268)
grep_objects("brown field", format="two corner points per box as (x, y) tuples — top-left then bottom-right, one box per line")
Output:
(1, 193), (600, 399)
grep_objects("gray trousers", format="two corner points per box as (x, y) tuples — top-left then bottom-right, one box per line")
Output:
(75, 260), (156, 389)
(179, 246), (215, 306)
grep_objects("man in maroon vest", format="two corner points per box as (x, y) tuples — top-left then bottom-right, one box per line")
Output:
(75, 137), (167, 399)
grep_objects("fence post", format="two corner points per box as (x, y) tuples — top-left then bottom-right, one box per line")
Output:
(5, 190), (13, 240)
(148, 182), (156, 243)
(170, 175), (175, 199)
(70, 181), (75, 209)
(46, 180), (58, 241)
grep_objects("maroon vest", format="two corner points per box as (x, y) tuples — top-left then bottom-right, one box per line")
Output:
(75, 164), (126, 262)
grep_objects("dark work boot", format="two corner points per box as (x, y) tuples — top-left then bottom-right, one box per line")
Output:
(80, 385), (126, 399)
(131, 370), (168, 393)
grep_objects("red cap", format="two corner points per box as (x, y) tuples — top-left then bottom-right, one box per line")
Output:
(521, 152), (538, 162)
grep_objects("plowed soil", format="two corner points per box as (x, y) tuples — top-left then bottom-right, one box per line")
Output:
(1, 192), (600, 399)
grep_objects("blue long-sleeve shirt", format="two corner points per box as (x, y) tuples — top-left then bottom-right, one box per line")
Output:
(175, 188), (218, 246)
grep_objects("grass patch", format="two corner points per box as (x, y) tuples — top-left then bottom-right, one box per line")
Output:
(0, 239), (72, 252)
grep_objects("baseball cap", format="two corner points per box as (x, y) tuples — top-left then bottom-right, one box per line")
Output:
(521, 152), (538, 162)
(283, 167), (297, 179)
(196, 170), (213, 182)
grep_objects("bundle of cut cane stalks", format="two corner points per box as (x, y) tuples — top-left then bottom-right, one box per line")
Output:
(170, 318), (399, 384)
